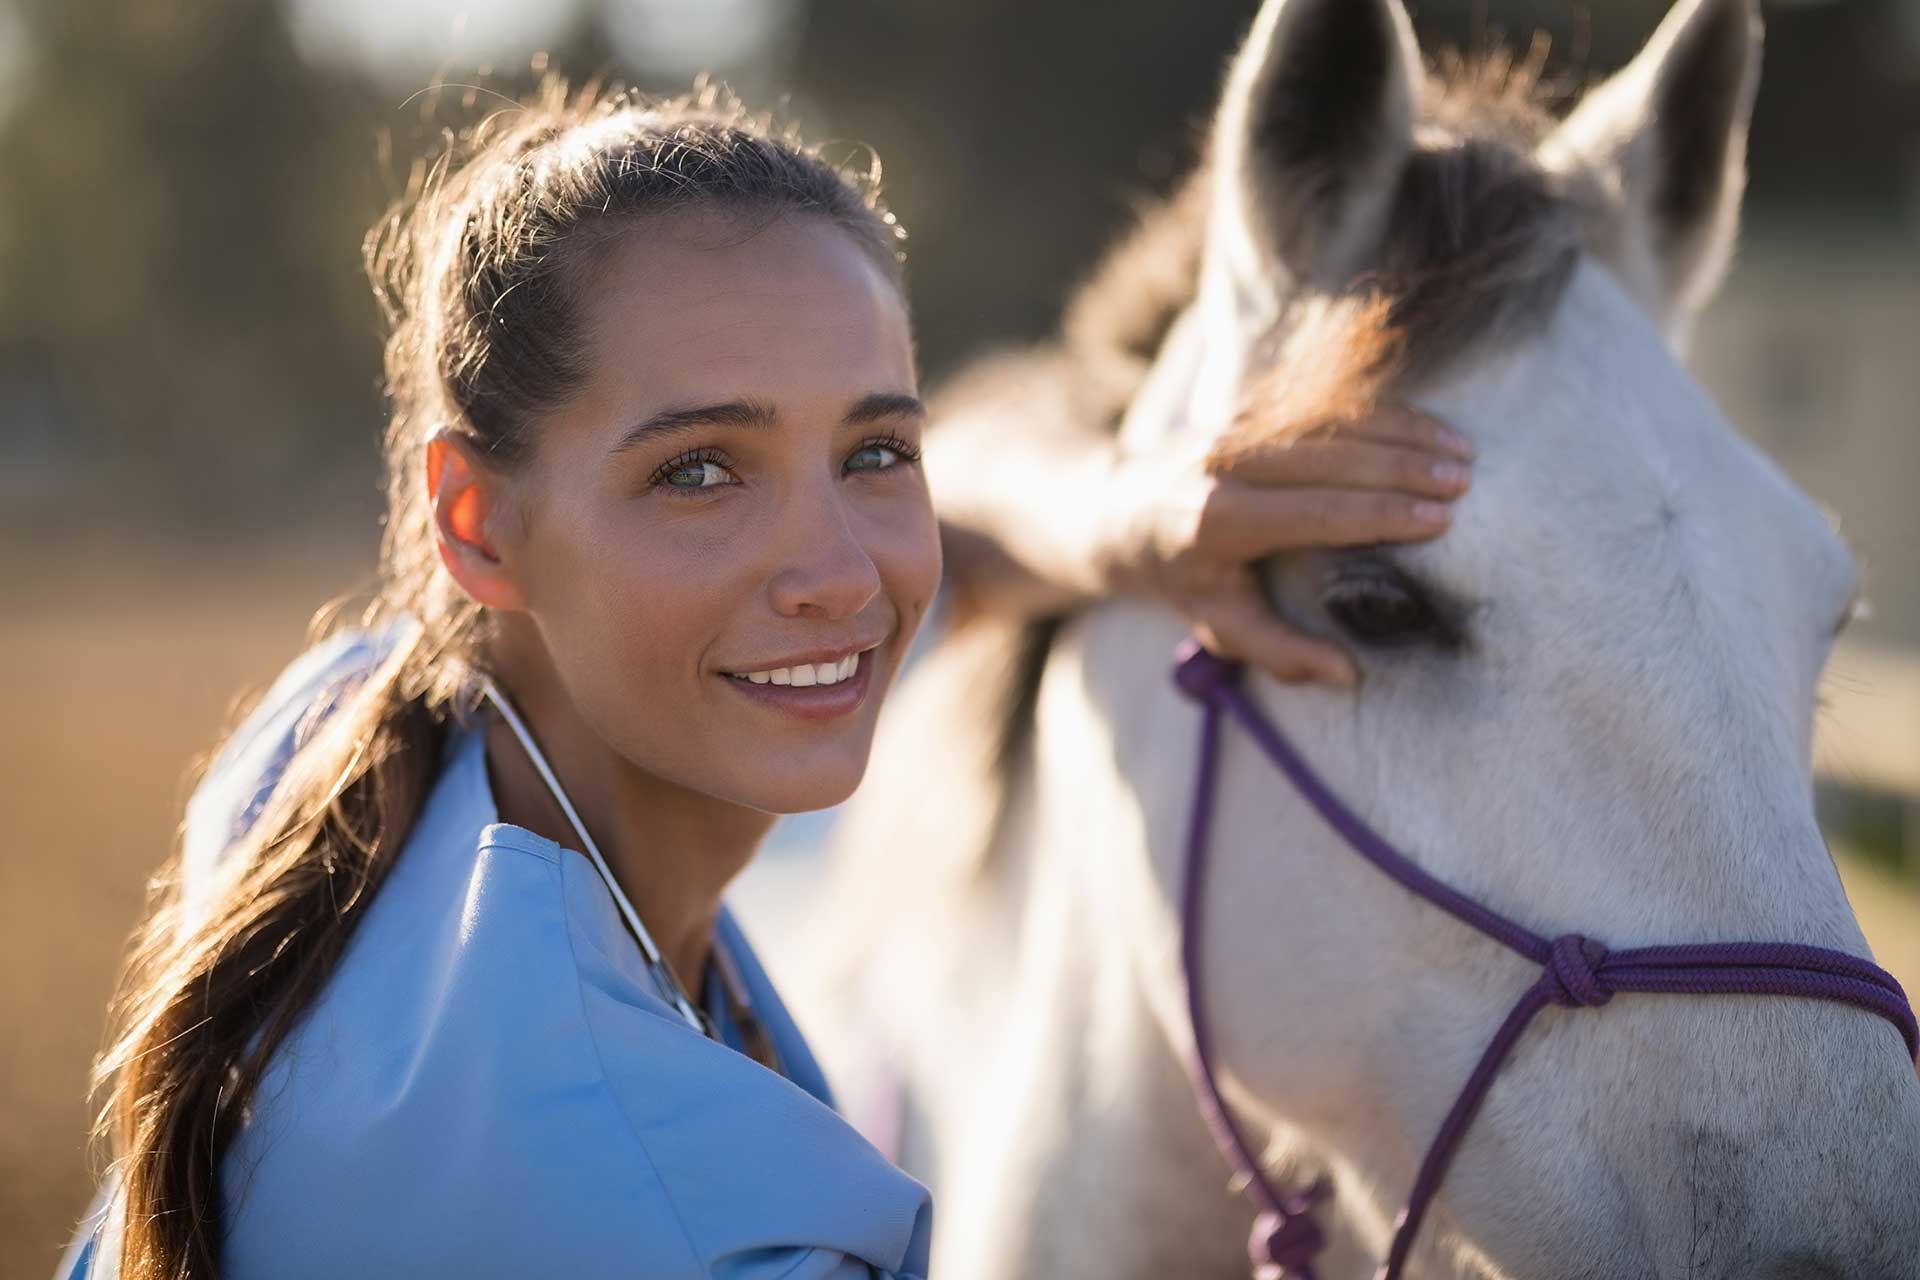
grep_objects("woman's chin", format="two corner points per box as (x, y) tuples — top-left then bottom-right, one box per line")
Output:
(751, 771), (866, 817)
(723, 748), (873, 818)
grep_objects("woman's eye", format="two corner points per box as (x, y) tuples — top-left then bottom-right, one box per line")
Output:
(845, 436), (920, 474)
(1322, 575), (1445, 648)
(661, 459), (733, 491)
(845, 443), (903, 473)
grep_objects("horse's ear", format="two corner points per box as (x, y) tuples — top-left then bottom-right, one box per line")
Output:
(1540, 0), (1762, 332)
(1206, 0), (1424, 300)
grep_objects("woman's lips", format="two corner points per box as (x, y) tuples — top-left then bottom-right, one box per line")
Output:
(717, 647), (876, 722)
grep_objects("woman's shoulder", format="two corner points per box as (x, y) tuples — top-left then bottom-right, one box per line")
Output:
(559, 855), (932, 1275)
(179, 625), (404, 929)
(68, 631), (931, 1279)
(196, 735), (929, 1279)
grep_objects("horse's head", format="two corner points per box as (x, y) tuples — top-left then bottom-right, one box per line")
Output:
(1110, 0), (1920, 1272)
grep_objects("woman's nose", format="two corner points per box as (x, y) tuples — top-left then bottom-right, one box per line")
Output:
(766, 488), (884, 621)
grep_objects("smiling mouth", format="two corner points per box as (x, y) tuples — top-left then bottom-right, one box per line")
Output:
(723, 651), (863, 687)
(717, 646), (879, 723)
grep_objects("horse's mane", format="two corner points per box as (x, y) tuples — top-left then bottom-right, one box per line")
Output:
(934, 50), (1595, 859)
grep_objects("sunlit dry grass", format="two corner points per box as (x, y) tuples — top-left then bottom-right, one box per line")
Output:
(3, 541), (1916, 1280)
(0, 538), (373, 1280)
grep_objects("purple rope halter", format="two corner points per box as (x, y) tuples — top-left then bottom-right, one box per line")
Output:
(1170, 638), (1918, 1280)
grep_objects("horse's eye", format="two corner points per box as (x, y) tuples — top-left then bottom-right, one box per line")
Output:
(1322, 573), (1445, 647)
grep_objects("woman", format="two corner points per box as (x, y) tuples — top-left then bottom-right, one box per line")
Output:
(62, 79), (1470, 1280)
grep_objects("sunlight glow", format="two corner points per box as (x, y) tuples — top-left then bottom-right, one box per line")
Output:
(279, 0), (798, 81)
(281, 0), (583, 81)
(602, 0), (800, 76)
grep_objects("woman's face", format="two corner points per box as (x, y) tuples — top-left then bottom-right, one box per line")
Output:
(497, 210), (941, 814)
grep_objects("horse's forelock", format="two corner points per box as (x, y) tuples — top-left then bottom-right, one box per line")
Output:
(1209, 294), (1405, 467)
(1052, 53), (1588, 452)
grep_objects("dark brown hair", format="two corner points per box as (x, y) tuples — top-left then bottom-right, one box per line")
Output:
(89, 76), (905, 1279)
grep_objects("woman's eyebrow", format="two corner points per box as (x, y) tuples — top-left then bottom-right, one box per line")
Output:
(613, 399), (778, 452)
(613, 392), (923, 453)
(844, 392), (925, 425)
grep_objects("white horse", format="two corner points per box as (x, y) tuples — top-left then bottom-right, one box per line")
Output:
(787, 0), (1920, 1275)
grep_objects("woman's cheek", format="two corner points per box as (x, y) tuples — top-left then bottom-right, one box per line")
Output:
(605, 544), (726, 661)
(874, 493), (944, 637)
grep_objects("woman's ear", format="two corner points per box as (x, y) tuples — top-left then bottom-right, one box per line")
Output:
(426, 430), (527, 612)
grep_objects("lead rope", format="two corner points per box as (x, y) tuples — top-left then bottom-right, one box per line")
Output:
(1170, 639), (1918, 1280)
(476, 675), (709, 1037)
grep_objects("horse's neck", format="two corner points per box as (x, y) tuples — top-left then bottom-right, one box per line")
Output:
(937, 741), (1257, 1280)
(980, 603), (1381, 1280)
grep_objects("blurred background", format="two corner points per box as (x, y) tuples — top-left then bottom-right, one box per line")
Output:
(3, 0), (1918, 1275)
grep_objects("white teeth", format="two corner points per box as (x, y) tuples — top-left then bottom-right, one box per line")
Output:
(728, 650), (866, 687)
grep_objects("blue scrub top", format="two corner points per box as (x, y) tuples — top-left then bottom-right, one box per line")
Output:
(58, 630), (931, 1279)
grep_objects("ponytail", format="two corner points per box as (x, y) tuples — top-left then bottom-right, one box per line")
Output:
(92, 617), (458, 1277)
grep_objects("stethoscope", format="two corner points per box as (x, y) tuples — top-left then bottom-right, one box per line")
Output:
(473, 673), (711, 1036)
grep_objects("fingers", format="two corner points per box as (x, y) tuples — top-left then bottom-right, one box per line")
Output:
(1196, 481), (1453, 562)
(1189, 579), (1357, 687)
(1316, 404), (1473, 458)
(1215, 435), (1471, 499)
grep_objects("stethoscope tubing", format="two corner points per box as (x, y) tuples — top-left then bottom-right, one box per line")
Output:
(476, 675), (708, 1035)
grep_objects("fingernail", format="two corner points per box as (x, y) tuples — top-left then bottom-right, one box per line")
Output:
(1413, 500), (1452, 525)
(1431, 460), (1470, 490)
(1438, 427), (1475, 458)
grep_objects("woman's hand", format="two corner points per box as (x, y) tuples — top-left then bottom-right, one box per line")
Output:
(1093, 406), (1473, 686)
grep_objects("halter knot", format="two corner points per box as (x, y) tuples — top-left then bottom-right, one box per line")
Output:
(1174, 639), (1244, 703)
(1542, 934), (1612, 1008)
(1248, 1206), (1326, 1280)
